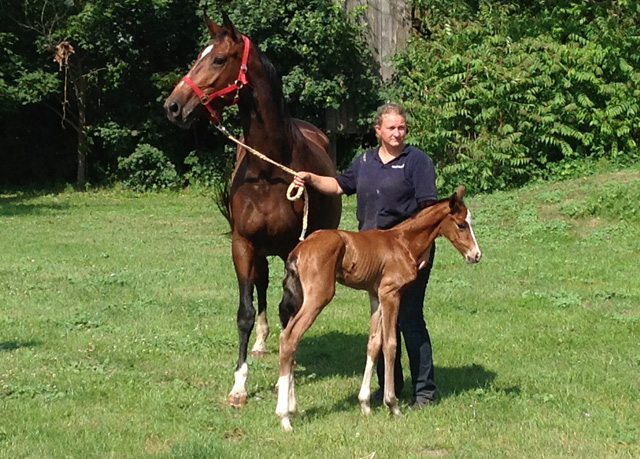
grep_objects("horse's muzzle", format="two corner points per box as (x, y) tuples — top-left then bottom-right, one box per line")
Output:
(164, 97), (193, 128)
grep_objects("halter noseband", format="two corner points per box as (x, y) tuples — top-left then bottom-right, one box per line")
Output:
(181, 34), (251, 124)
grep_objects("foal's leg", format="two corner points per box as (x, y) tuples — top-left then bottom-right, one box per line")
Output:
(250, 256), (269, 357)
(276, 277), (336, 430)
(358, 294), (382, 415)
(380, 293), (402, 417)
(228, 236), (258, 407)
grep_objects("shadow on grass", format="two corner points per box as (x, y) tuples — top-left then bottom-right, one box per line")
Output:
(0, 340), (40, 352)
(296, 332), (498, 393)
(0, 195), (70, 217)
(294, 331), (501, 421)
(299, 363), (500, 423)
(295, 331), (368, 379)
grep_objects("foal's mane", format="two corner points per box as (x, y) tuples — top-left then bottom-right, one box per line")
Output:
(393, 193), (464, 232)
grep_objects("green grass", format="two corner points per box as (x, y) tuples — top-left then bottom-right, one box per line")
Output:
(1, 169), (639, 458)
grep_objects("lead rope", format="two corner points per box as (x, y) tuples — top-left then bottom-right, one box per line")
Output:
(214, 123), (309, 241)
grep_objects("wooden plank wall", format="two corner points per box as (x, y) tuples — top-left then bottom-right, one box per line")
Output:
(326, 0), (411, 161)
(344, 0), (411, 81)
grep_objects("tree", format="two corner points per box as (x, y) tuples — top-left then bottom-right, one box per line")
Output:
(389, 0), (640, 193)
(1, 0), (201, 188)
(0, 0), (380, 188)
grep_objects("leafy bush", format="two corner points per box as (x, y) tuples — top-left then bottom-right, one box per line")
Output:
(388, 1), (640, 193)
(117, 143), (180, 192)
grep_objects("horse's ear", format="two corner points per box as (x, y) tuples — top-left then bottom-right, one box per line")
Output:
(204, 13), (223, 38)
(221, 11), (241, 42)
(456, 184), (465, 200)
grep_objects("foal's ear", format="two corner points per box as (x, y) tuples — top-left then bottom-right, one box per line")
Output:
(221, 11), (241, 42)
(204, 13), (223, 38)
(449, 184), (465, 211)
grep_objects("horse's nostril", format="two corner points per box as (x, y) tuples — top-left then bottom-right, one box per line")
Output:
(169, 101), (180, 114)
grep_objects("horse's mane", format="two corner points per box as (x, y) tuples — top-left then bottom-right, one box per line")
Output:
(247, 43), (303, 146)
(256, 49), (293, 124)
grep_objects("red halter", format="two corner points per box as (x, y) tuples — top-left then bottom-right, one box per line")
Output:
(181, 34), (251, 124)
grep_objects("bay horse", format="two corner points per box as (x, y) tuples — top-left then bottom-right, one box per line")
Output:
(164, 13), (341, 407)
(275, 185), (481, 430)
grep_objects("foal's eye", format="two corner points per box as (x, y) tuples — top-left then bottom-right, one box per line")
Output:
(212, 56), (227, 65)
(457, 222), (466, 230)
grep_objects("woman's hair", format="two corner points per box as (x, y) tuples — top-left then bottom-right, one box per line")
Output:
(374, 101), (407, 127)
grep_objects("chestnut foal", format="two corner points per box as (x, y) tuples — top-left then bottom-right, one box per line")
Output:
(275, 185), (481, 430)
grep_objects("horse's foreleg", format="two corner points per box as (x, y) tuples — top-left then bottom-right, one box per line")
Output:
(381, 294), (402, 417)
(359, 294), (382, 415)
(228, 238), (257, 407)
(251, 257), (269, 358)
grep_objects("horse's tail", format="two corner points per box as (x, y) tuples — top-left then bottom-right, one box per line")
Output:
(213, 170), (232, 230)
(279, 254), (303, 328)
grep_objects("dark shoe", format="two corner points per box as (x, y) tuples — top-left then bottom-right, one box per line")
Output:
(410, 397), (436, 409)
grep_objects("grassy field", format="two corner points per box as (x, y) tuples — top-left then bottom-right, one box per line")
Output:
(1, 168), (639, 458)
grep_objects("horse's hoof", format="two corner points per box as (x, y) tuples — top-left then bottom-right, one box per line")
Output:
(250, 348), (267, 358)
(227, 392), (248, 407)
(360, 403), (371, 416)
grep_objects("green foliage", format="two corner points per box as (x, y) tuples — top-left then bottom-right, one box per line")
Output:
(220, 0), (380, 126)
(389, 0), (640, 193)
(183, 147), (234, 188)
(117, 143), (180, 191)
(1, 0), (379, 187)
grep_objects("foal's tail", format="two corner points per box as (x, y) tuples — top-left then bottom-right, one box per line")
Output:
(279, 254), (303, 328)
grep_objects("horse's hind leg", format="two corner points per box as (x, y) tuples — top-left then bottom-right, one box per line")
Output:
(276, 265), (336, 430)
(278, 256), (304, 328)
(359, 294), (382, 415)
(251, 256), (269, 358)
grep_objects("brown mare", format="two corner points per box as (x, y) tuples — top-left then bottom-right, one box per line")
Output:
(275, 185), (481, 430)
(164, 13), (341, 407)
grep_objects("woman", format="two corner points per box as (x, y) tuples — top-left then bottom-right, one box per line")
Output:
(293, 102), (437, 407)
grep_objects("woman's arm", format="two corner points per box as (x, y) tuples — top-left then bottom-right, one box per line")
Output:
(293, 172), (344, 196)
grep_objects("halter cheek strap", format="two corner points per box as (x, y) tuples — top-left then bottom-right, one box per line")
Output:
(182, 34), (251, 124)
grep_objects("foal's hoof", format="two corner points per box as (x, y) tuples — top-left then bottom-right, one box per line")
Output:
(227, 392), (248, 407)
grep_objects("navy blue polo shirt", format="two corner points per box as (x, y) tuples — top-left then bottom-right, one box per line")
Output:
(336, 145), (437, 231)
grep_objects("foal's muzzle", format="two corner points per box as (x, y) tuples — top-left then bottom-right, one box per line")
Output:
(465, 250), (482, 264)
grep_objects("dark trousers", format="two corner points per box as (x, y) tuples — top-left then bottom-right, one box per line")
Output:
(377, 243), (436, 402)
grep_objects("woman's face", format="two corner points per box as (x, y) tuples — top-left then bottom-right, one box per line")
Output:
(375, 113), (407, 149)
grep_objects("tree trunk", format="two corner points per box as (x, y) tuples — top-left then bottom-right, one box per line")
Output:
(70, 58), (89, 190)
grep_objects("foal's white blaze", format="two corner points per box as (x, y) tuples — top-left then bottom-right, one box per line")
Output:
(465, 210), (482, 262)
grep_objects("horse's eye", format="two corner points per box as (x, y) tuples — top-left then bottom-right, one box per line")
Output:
(212, 56), (227, 65)
(457, 222), (466, 229)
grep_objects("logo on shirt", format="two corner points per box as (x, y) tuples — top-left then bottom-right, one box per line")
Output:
(391, 164), (405, 169)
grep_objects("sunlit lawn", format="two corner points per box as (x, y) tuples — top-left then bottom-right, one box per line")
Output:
(1, 169), (639, 458)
